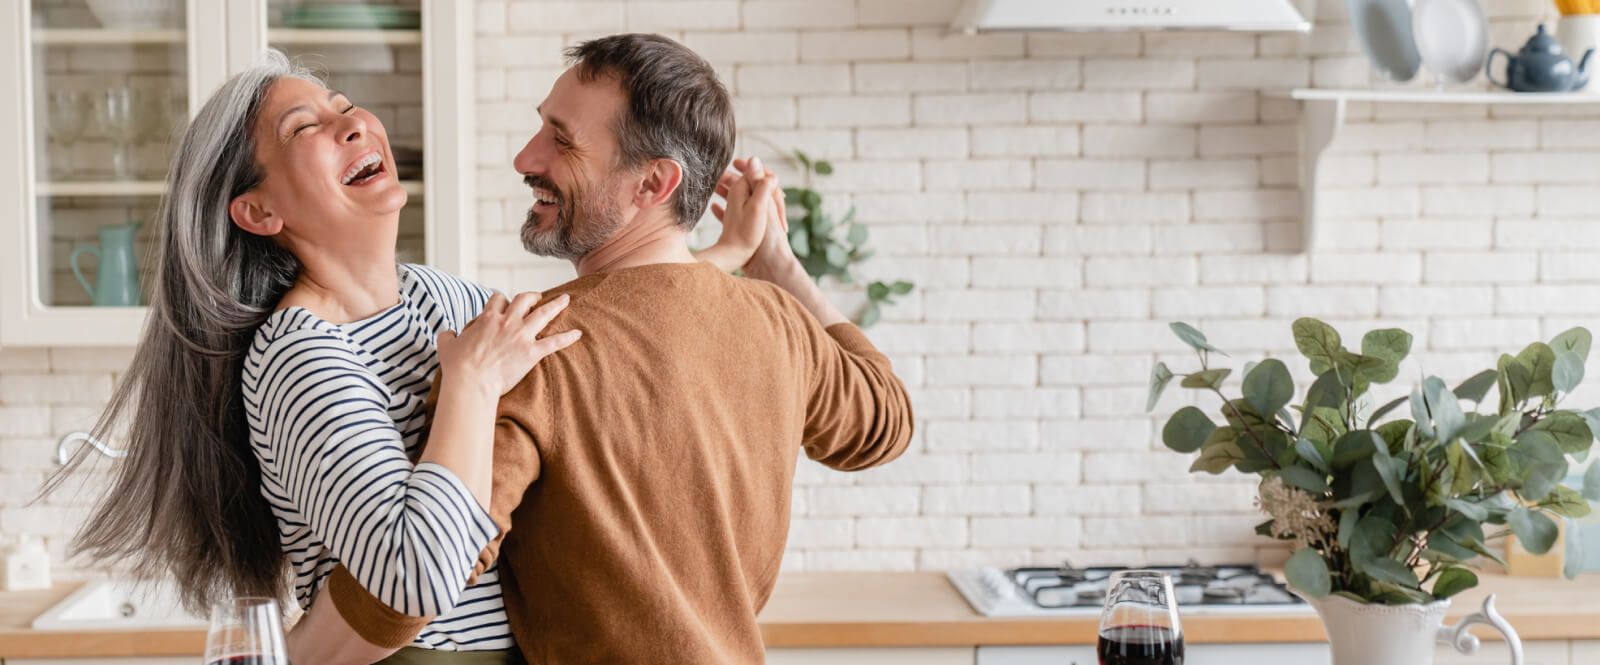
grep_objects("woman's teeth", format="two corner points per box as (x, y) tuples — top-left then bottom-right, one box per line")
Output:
(341, 153), (384, 185)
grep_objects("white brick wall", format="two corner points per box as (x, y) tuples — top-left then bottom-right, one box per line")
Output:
(5, 0), (1600, 576)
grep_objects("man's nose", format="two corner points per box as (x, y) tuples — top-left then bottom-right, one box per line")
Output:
(513, 136), (545, 174)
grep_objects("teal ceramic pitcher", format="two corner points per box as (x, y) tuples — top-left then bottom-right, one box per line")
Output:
(71, 222), (141, 307)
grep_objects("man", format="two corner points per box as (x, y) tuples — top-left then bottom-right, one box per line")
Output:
(316, 33), (914, 664)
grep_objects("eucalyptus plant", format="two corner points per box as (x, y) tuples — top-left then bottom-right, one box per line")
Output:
(780, 150), (912, 327)
(1149, 318), (1600, 605)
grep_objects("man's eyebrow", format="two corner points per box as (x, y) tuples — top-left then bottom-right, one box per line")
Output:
(537, 105), (571, 137)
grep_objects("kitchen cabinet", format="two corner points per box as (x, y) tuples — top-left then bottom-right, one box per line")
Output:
(0, 0), (476, 346)
(5, 659), (191, 665)
(767, 647), (975, 664)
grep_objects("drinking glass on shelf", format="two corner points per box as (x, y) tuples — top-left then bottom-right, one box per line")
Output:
(46, 90), (90, 179)
(135, 90), (174, 179)
(1097, 570), (1185, 665)
(97, 87), (141, 181)
(204, 597), (290, 665)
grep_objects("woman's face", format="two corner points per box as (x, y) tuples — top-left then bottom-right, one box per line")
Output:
(233, 77), (406, 246)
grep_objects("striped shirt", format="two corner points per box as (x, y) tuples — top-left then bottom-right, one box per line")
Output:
(242, 264), (513, 650)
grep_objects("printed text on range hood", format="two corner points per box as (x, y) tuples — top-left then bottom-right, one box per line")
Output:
(950, 0), (1313, 33)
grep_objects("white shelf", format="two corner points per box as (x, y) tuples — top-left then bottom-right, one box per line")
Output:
(1273, 88), (1600, 104)
(37, 180), (425, 197)
(33, 29), (185, 45)
(268, 29), (422, 45)
(1276, 88), (1600, 253)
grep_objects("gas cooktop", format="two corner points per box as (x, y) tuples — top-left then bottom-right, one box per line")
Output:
(948, 561), (1312, 617)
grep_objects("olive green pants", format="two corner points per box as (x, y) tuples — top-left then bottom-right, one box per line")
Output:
(376, 647), (523, 665)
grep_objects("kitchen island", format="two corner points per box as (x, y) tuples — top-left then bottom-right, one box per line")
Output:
(3, 572), (1599, 661)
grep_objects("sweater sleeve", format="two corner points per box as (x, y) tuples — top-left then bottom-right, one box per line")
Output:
(244, 329), (498, 619)
(323, 379), (544, 648)
(799, 322), (916, 471)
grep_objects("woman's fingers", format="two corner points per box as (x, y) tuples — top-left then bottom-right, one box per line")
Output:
(522, 293), (571, 333)
(506, 291), (543, 321)
(711, 202), (726, 221)
(483, 291), (510, 316)
(530, 329), (584, 359)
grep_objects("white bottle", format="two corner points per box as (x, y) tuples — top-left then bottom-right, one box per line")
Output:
(1, 534), (52, 591)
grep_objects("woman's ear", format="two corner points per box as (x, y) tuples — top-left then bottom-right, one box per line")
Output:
(633, 158), (683, 212)
(229, 192), (282, 237)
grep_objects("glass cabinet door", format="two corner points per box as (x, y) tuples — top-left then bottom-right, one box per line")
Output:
(30, 0), (189, 309)
(267, 0), (428, 265)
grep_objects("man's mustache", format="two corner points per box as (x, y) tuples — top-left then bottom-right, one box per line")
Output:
(524, 174), (562, 200)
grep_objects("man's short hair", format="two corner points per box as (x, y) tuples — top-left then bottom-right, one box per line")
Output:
(566, 33), (736, 229)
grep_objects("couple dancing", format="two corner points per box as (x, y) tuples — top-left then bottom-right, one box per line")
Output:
(70, 33), (914, 665)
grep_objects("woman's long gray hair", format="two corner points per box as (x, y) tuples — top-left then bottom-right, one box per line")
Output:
(61, 50), (316, 613)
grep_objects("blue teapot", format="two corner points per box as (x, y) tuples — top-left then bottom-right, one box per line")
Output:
(1488, 24), (1594, 92)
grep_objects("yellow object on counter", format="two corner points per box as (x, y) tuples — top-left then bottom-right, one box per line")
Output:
(1506, 521), (1566, 577)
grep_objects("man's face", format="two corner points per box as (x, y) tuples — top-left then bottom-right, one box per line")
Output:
(513, 68), (635, 259)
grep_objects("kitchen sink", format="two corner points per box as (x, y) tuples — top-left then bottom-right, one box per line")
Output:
(31, 580), (207, 630)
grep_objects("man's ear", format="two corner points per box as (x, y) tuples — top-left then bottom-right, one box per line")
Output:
(229, 191), (282, 237)
(633, 158), (683, 212)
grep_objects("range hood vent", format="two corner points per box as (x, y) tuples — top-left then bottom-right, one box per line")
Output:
(950, 0), (1312, 33)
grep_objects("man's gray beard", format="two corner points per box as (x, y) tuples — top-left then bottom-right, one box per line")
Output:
(520, 184), (626, 260)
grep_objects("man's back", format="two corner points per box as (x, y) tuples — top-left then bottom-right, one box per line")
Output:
(482, 261), (912, 664)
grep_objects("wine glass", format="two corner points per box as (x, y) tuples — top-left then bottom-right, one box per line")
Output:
(97, 87), (141, 180)
(46, 91), (90, 179)
(1097, 570), (1185, 665)
(204, 597), (290, 665)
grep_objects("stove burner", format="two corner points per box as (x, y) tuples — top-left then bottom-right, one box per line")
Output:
(998, 561), (1305, 610)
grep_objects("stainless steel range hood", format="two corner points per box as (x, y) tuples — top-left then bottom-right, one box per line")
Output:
(950, 0), (1312, 33)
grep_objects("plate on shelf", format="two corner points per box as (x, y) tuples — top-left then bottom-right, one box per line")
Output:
(1412, 0), (1489, 84)
(1349, 0), (1424, 82)
(280, 6), (421, 30)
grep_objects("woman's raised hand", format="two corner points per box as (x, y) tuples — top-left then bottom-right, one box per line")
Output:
(437, 292), (582, 397)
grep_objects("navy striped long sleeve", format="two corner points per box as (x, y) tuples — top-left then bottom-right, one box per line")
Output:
(241, 264), (515, 649)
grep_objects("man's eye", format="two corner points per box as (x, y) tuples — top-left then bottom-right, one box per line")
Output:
(554, 136), (570, 148)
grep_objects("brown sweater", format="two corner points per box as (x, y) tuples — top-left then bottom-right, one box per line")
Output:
(327, 261), (914, 663)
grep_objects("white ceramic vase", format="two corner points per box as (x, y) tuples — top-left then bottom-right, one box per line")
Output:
(1306, 593), (1523, 665)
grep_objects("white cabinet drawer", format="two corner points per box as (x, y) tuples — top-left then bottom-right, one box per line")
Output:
(978, 643), (1330, 665)
(766, 647), (974, 664)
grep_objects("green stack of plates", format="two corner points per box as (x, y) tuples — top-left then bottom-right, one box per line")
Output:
(280, 4), (421, 30)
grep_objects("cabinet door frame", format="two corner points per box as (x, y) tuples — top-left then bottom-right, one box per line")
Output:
(0, 0), (476, 347)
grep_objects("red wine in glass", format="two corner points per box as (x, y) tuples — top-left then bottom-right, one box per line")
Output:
(1097, 624), (1185, 665)
(1097, 571), (1184, 665)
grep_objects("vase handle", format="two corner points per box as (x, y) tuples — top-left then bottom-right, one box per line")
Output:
(1436, 594), (1523, 665)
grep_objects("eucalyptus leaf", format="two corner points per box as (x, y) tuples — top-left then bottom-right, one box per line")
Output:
(1586, 463), (1600, 502)
(1170, 322), (1227, 356)
(824, 243), (849, 268)
(1361, 328), (1413, 384)
(1369, 447), (1407, 509)
(1552, 327), (1593, 361)
(1348, 515), (1399, 563)
(867, 282), (890, 301)
(1147, 362), (1175, 413)
(889, 280), (914, 295)
(1554, 350), (1586, 394)
(1509, 506), (1559, 555)
(1524, 411), (1593, 456)
(1296, 437), (1331, 473)
(859, 302), (881, 328)
(1410, 389), (1435, 441)
(1429, 382), (1467, 444)
(1370, 395), (1408, 425)
(1361, 556), (1419, 587)
(789, 227), (811, 257)
(1293, 318), (1343, 376)
(1566, 517), (1586, 579)
(1190, 438), (1246, 474)
(1285, 547), (1332, 597)
(847, 223), (868, 246)
(1243, 359), (1295, 417)
(1454, 370), (1499, 404)
(1542, 485), (1593, 518)
(1338, 508), (1360, 548)
(1162, 407), (1217, 454)
(1432, 568), (1477, 600)
(1332, 430), (1382, 469)
(1305, 370), (1348, 412)
(1180, 368), (1231, 390)
(1518, 342), (1558, 399)
(1279, 465), (1329, 494)
(1442, 497), (1488, 521)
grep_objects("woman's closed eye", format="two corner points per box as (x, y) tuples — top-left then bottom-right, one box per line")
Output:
(290, 104), (356, 137)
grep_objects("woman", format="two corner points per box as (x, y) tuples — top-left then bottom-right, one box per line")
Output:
(66, 50), (778, 663)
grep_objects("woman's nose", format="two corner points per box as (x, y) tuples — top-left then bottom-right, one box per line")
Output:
(340, 114), (367, 143)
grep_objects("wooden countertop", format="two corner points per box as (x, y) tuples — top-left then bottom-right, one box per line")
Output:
(6, 572), (1600, 657)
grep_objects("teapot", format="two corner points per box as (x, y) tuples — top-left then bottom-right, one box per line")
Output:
(1488, 24), (1594, 92)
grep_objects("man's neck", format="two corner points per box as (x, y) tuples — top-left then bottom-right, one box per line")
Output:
(574, 211), (698, 276)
